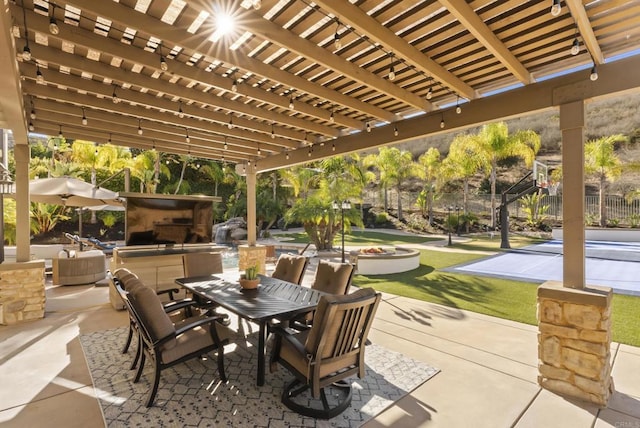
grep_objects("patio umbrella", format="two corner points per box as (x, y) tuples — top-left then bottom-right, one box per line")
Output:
(28, 177), (122, 238)
(29, 177), (122, 207)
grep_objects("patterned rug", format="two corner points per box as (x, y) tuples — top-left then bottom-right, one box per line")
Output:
(80, 327), (439, 427)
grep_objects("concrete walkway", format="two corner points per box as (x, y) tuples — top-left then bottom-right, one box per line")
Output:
(1, 252), (639, 427)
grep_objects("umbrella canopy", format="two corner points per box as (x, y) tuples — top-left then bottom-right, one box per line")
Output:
(29, 177), (122, 207)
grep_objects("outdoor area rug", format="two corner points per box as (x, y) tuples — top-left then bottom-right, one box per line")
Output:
(80, 327), (439, 427)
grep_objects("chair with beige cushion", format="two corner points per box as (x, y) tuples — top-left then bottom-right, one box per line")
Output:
(120, 280), (231, 407)
(269, 288), (381, 419)
(271, 253), (309, 285)
(182, 252), (224, 277)
(311, 260), (354, 295)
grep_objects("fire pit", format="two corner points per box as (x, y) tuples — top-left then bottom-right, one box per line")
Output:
(349, 247), (420, 275)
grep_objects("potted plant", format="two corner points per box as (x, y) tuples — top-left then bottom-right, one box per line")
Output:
(239, 264), (260, 289)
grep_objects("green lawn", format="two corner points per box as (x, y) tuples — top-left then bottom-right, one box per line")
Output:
(277, 230), (640, 347)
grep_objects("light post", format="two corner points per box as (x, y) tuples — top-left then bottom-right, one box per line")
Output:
(446, 205), (453, 246)
(0, 169), (13, 264)
(333, 200), (351, 263)
(455, 206), (461, 236)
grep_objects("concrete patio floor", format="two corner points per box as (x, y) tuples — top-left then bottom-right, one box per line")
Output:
(1, 258), (639, 427)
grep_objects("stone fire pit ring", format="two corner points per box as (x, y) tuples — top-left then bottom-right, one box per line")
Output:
(349, 247), (420, 275)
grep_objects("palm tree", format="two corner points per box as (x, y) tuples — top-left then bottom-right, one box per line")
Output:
(364, 147), (414, 221)
(416, 147), (442, 225)
(441, 134), (483, 215)
(585, 134), (626, 227)
(467, 122), (540, 229)
(200, 161), (225, 196)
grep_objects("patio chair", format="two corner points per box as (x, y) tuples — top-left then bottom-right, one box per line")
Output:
(121, 280), (231, 407)
(271, 253), (309, 285)
(269, 287), (381, 419)
(112, 268), (194, 366)
(182, 252), (230, 325)
(291, 260), (355, 328)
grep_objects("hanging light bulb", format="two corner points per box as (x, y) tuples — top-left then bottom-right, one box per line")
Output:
(137, 119), (143, 135)
(231, 76), (238, 92)
(48, 4), (59, 34)
(112, 87), (120, 104)
(185, 129), (190, 143)
(440, 113), (445, 129)
(329, 108), (335, 123)
(58, 125), (63, 138)
(394, 125), (399, 137)
(36, 66), (44, 84)
(28, 121), (34, 132)
(289, 97), (294, 110)
(257, 144), (261, 156)
(550, 0), (562, 16)
(426, 86), (433, 100)
(30, 109), (36, 120)
(571, 38), (580, 56)
(108, 133), (112, 143)
(81, 108), (88, 125)
(251, 0), (261, 10)
(590, 65), (598, 81)
(271, 124), (276, 139)
(160, 56), (168, 71)
(332, 143), (336, 152)
(22, 44), (31, 61)
(455, 96), (462, 114)
(178, 102), (184, 118)
(366, 122), (371, 133)
(228, 116), (233, 129)
(285, 151), (289, 160)
(334, 22), (342, 50)
(94, 148), (99, 156)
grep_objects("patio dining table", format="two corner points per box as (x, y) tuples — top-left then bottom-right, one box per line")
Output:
(175, 274), (325, 386)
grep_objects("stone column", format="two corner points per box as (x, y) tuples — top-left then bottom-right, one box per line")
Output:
(238, 245), (267, 274)
(0, 261), (46, 324)
(537, 281), (613, 407)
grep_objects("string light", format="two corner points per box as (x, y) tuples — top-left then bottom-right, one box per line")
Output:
(30, 100), (36, 120)
(332, 143), (336, 151)
(257, 144), (261, 156)
(388, 52), (396, 80)
(160, 55), (168, 71)
(49, 3), (59, 35)
(178, 102), (184, 118)
(137, 118), (143, 135)
(21, 3), (31, 61)
(289, 96), (294, 110)
(58, 125), (63, 138)
(426, 86), (433, 100)
(251, 0), (261, 10)
(334, 21), (342, 50)
(550, 0), (562, 16)
(590, 65), (598, 81)
(366, 122), (371, 133)
(394, 125), (399, 136)
(36, 65), (44, 84)
(271, 123), (276, 139)
(185, 129), (190, 143)
(28, 121), (34, 132)
(285, 151), (290, 160)
(223, 137), (228, 150)
(228, 115), (233, 129)
(108, 133), (112, 143)
(329, 106), (335, 123)
(112, 86), (120, 104)
(81, 107), (88, 125)
(440, 112), (445, 129)
(231, 72), (238, 92)
(571, 38), (580, 56)
(456, 96), (462, 114)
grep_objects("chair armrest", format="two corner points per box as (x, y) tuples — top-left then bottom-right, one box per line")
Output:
(271, 325), (307, 355)
(174, 314), (228, 337)
(162, 299), (196, 314)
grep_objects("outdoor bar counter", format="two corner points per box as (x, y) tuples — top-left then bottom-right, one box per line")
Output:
(109, 243), (227, 307)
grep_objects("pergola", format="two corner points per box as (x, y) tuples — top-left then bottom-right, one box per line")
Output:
(1, 0), (640, 406)
(0, 0), (639, 274)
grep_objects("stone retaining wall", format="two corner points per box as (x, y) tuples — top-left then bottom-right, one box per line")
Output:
(0, 261), (46, 325)
(537, 280), (613, 407)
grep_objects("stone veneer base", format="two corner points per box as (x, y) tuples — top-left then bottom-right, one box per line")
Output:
(0, 261), (46, 325)
(537, 280), (614, 407)
(238, 245), (267, 274)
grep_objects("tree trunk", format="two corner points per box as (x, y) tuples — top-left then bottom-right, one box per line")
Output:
(427, 184), (433, 225)
(490, 161), (497, 229)
(464, 179), (470, 233)
(396, 184), (403, 221)
(383, 184), (388, 212)
(174, 159), (187, 194)
(90, 167), (97, 224)
(599, 175), (607, 227)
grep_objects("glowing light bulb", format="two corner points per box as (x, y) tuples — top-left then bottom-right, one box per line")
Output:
(571, 38), (580, 56)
